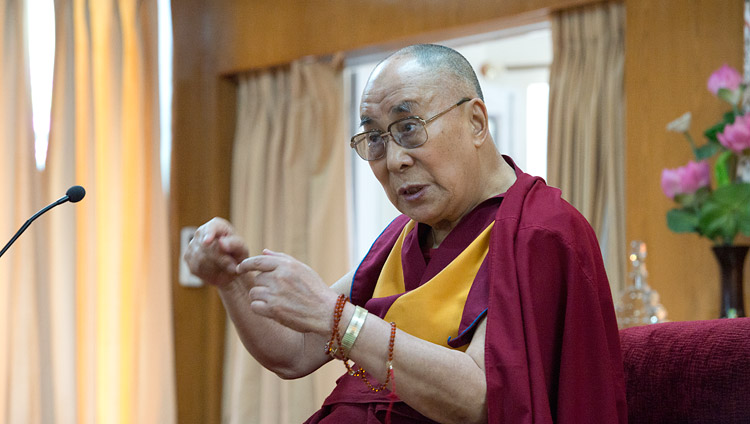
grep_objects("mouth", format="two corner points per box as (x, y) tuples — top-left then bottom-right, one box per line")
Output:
(398, 184), (427, 201)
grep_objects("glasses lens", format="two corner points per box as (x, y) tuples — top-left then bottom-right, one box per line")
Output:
(391, 119), (426, 148)
(353, 132), (386, 160)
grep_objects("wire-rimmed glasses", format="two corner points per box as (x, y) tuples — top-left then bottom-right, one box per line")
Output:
(350, 97), (472, 161)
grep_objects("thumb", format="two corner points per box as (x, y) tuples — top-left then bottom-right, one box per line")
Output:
(262, 249), (291, 259)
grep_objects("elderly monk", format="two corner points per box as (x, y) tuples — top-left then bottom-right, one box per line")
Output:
(185, 44), (627, 424)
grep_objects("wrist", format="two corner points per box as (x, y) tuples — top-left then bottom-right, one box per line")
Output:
(324, 294), (349, 358)
(340, 305), (367, 357)
(214, 273), (249, 296)
(315, 292), (347, 335)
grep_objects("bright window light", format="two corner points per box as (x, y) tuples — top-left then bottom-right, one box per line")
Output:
(26, 0), (56, 171)
(158, 0), (173, 192)
(526, 82), (549, 179)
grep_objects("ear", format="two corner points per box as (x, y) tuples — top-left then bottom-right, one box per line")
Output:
(467, 99), (490, 147)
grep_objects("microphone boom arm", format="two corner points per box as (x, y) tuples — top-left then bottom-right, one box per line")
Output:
(0, 186), (85, 259)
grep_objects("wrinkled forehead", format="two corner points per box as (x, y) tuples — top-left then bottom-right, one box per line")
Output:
(359, 56), (442, 117)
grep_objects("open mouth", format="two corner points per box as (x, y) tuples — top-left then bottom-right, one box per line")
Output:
(398, 185), (426, 199)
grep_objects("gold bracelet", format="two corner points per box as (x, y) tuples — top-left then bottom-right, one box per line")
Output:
(341, 305), (368, 357)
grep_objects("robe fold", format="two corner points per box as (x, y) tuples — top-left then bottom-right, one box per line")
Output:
(483, 159), (627, 423)
(306, 158), (627, 423)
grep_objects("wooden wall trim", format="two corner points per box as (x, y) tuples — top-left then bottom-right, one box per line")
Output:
(624, 0), (745, 321)
(212, 0), (602, 75)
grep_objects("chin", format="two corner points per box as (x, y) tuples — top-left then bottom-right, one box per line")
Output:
(398, 207), (439, 226)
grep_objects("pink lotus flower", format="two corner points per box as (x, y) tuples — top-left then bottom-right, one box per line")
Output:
(718, 113), (750, 153)
(661, 160), (711, 199)
(707, 64), (742, 95)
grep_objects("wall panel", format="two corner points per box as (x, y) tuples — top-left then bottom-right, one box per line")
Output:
(171, 0), (745, 423)
(624, 0), (744, 322)
(212, 0), (595, 73)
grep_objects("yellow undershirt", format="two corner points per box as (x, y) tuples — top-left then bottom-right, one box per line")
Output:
(372, 219), (495, 351)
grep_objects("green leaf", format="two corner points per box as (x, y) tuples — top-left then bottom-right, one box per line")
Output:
(697, 185), (750, 243)
(695, 141), (721, 160)
(739, 202), (750, 236)
(705, 112), (738, 145)
(673, 186), (711, 208)
(718, 88), (742, 105)
(723, 110), (738, 124)
(705, 122), (727, 143)
(712, 183), (750, 206)
(698, 201), (737, 242)
(666, 208), (699, 233)
(714, 150), (734, 187)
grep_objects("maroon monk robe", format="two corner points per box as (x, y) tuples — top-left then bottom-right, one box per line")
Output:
(484, 158), (627, 423)
(306, 198), (499, 423)
(306, 157), (627, 423)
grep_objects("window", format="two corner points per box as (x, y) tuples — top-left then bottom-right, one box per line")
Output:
(25, 0), (55, 170)
(25, 0), (173, 188)
(158, 0), (173, 192)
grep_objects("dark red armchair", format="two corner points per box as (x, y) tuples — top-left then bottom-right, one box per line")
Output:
(620, 318), (750, 424)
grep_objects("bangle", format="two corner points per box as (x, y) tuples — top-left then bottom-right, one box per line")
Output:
(341, 306), (368, 357)
(324, 294), (348, 358)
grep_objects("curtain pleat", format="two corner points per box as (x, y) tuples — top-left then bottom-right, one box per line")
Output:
(2, 0), (177, 422)
(0, 1), (44, 422)
(224, 59), (349, 424)
(49, 0), (176, 422)
(547, 2), (626, 293)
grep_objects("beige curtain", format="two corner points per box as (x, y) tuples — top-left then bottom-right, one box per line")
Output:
(1, 0), (176, 422)
(0, 1), (45, 422)
(225, 59), (349, 423)
(547, 2), (626, 293)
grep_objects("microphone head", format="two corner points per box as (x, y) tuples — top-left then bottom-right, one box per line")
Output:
(66, 185), (86, 203)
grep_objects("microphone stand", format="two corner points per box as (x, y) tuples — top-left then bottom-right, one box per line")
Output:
(0, 196), (70, 259)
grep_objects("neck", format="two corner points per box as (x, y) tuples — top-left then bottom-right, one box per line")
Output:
(430, 155), (516, 248)
(430, 227), (441, 248)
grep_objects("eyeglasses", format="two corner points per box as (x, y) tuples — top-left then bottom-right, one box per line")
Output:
(350, 98), (472, 161)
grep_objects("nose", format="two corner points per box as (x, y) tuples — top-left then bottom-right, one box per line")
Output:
(385, 134), (414, 172)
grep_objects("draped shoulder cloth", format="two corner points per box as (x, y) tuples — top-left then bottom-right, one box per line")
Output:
(484, 161), (627, 423)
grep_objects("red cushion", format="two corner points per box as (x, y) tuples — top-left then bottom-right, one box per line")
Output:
(620, 318), (750, 424)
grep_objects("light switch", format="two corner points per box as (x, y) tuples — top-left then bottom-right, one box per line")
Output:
(179, 226), (203, 287)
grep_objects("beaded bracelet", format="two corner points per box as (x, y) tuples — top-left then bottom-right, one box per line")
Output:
(343, 321), (397, 392)
(324, 294), (348, 359)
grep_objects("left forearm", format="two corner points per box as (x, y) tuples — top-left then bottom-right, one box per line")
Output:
(337, 303), (487, 424)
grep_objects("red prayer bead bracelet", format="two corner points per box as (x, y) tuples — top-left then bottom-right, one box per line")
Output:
(325, 294), (397, 393)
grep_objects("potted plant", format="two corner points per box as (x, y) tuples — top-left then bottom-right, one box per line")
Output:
(661, 64), (750, 318)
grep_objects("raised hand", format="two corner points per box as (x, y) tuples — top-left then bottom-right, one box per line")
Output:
(185, 217), (250, 287)
(237, 249), (338, 335)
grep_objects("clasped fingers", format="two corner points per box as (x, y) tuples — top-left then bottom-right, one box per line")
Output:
(184, 218), (250, 287)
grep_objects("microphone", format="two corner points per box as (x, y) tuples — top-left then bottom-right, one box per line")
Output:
(0, 185), (86, 258)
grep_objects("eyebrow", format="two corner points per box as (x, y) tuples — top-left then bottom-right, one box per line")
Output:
(359, 100), (419, 128)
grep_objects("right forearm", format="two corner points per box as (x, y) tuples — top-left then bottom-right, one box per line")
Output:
(217, 276), (329, 377)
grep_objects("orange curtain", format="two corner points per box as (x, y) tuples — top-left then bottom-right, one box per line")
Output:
(0, 1), (45, 422)
(46, 0), (176, 422)
(1, 0), (176, 422)
(224, 58), (349, 423)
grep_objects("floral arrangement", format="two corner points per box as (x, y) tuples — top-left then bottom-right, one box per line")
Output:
(661, 64), (750, 245)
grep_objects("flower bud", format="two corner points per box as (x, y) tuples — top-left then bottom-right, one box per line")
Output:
(660, 160), (711, 199)
(707, 64), (742, 95)
(718, 114), (750, 154)
(666, 112), (692, 133)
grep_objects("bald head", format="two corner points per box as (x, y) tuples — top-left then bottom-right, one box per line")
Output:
(380, 44), (484, 101)
(357, 44), (516, 234)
